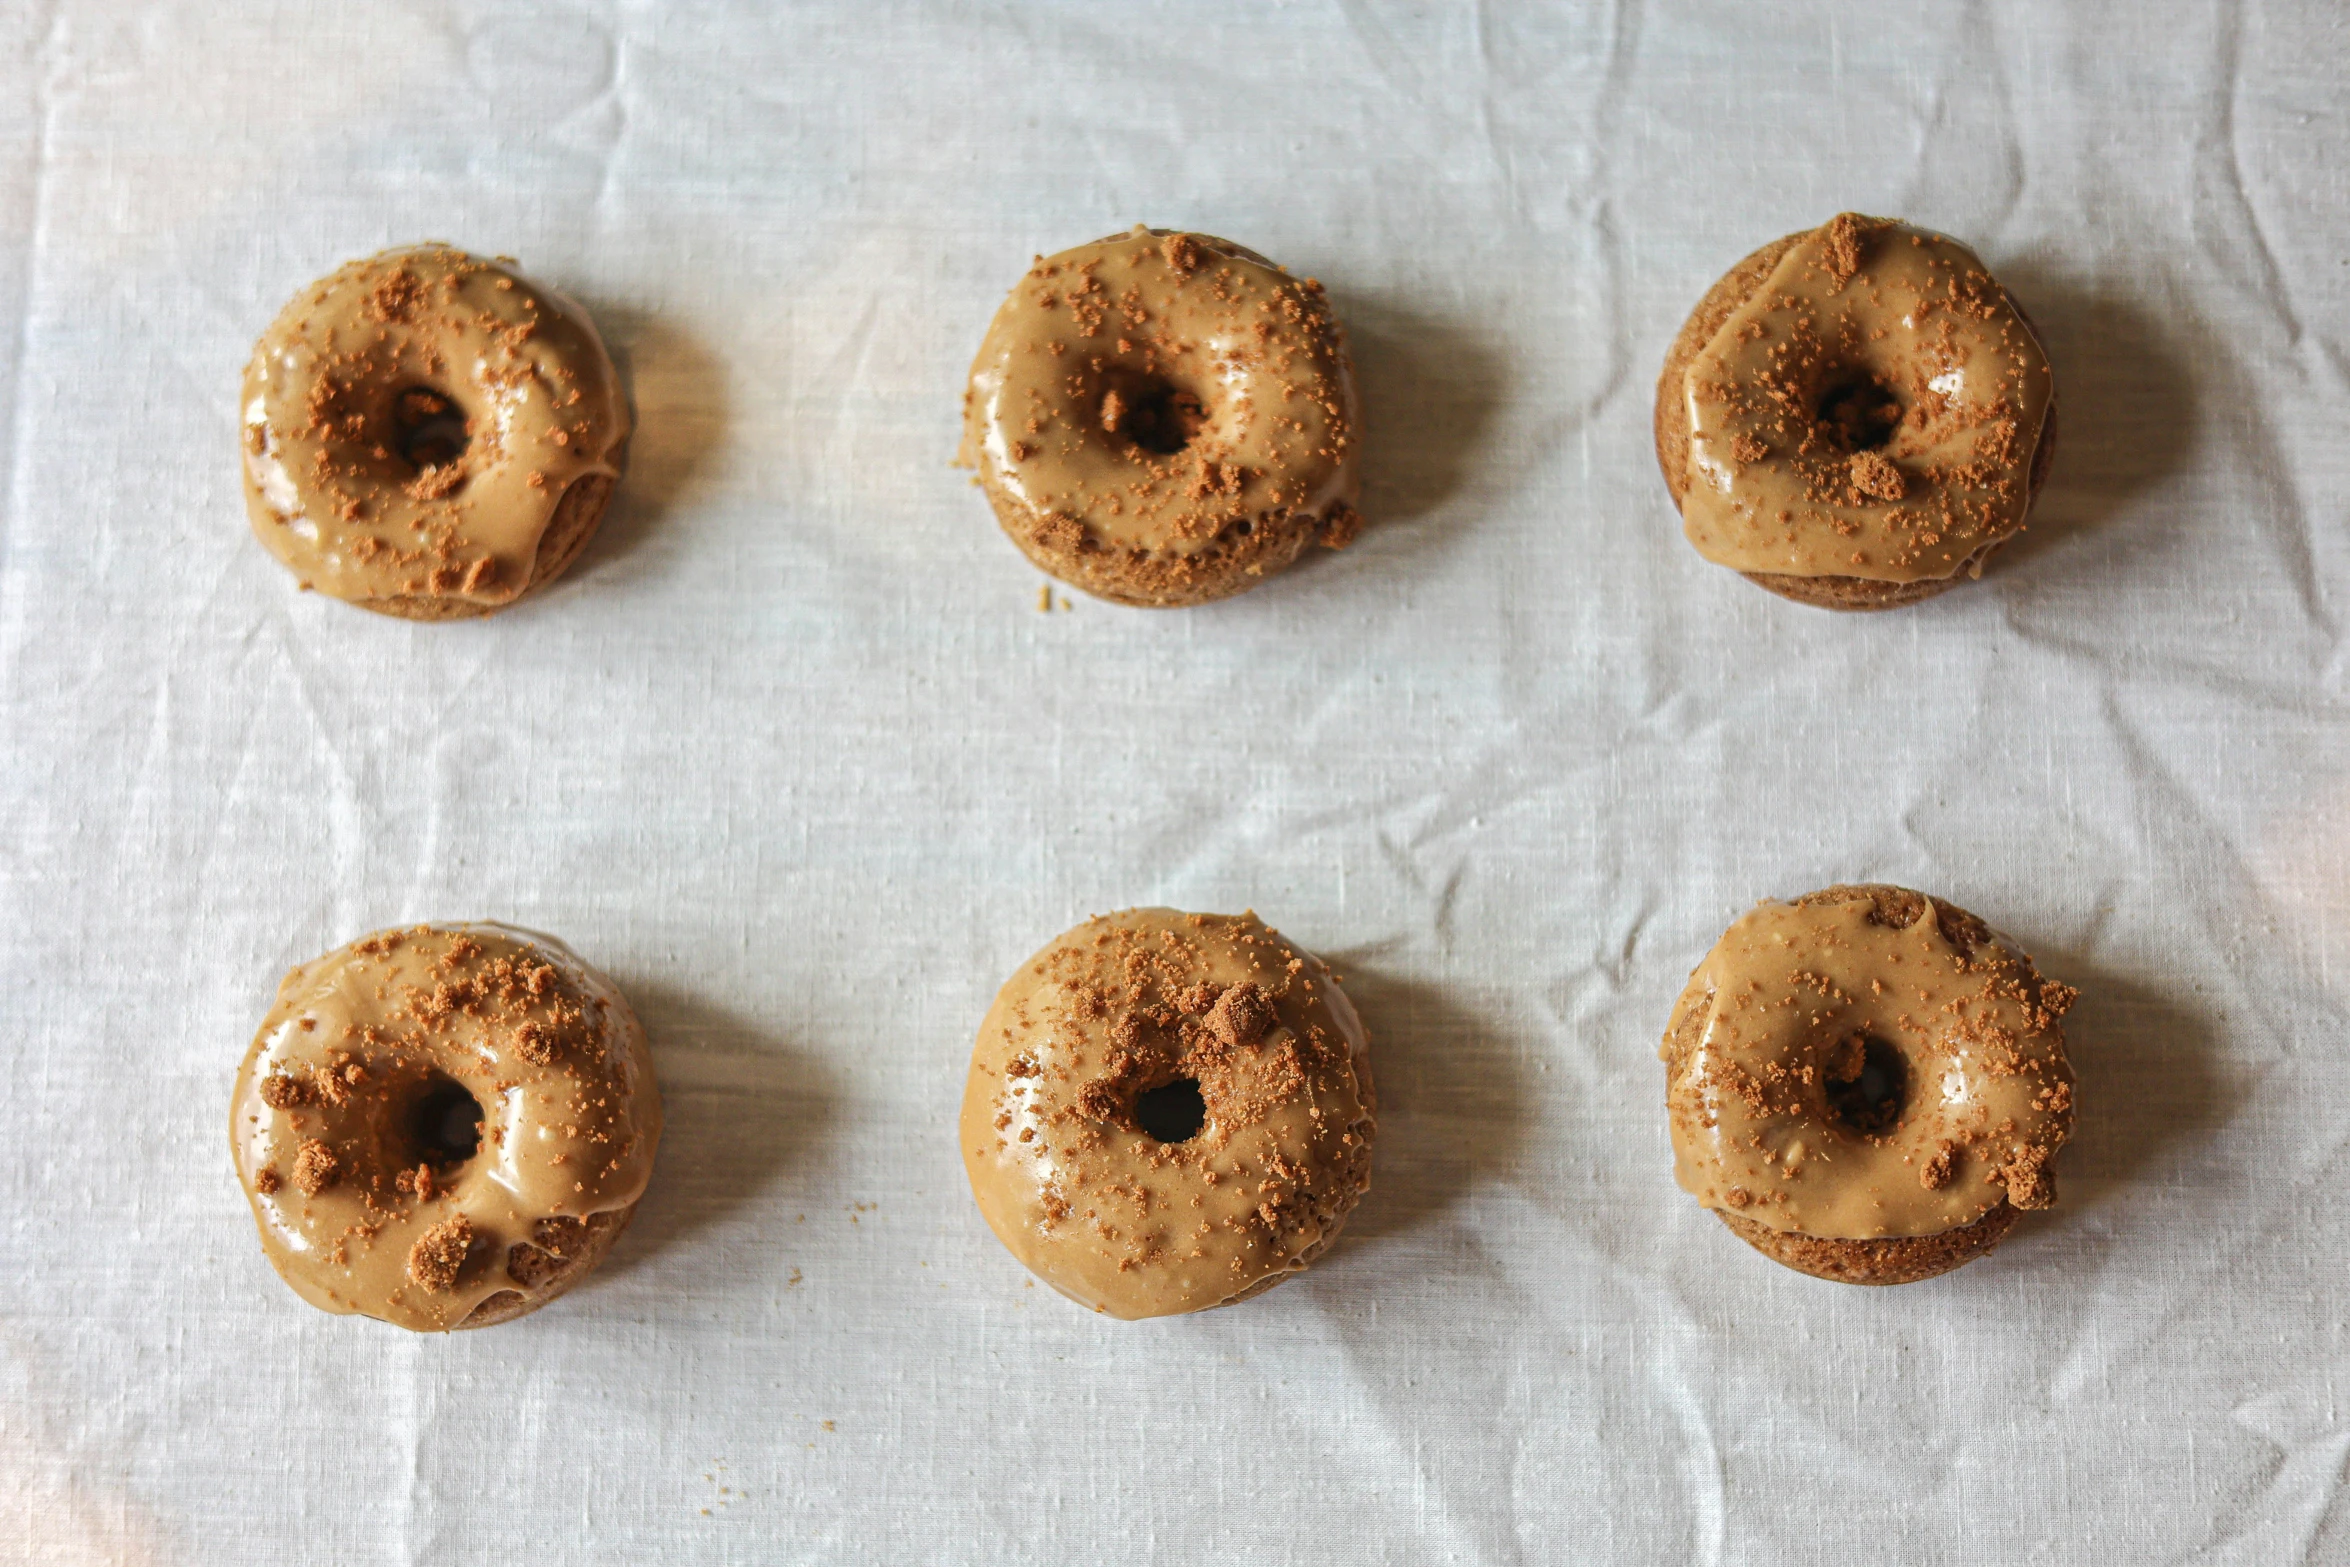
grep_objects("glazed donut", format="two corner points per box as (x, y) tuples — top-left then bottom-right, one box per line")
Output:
(1654, 213), (2056, 610)
(1660, 885), (2077, 1285)
(961, 909), (1376, 1317)
(241, 244), (630, 620)
(958, 226), (1362, 608)
(230, 923), (661, 1330)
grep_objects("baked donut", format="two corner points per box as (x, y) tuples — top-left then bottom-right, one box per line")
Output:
(1654, 213), (2056, 610)
(241, 244), (630, 620)
(230, 923), (662, 1330)
(1660, 885), (2077, 1285)
(961, 909), (1376, 1317)
(958, 226), (1362, 608)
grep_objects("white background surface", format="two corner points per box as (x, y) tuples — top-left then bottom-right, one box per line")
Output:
(0, 2), (2343, 1561)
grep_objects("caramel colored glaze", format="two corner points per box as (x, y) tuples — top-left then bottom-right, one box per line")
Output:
(1679, 215), (2053, 584)
(230, 923), (661, 1332)
(242, 245), (629, 615)
(961, 909), (1375, 1319)
(1661, 886), (2075, 1242)
(958, 227), (1361, 607)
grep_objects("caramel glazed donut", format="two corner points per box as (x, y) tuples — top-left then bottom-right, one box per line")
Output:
(962, 910), (1376, 1318)
(230, 924), (661, 1330)
(1654, 213), (2056, 611)
(1661, 886), (2077, 1285)
(958, 226), (1363, 608)
(241, 244), (629, 620)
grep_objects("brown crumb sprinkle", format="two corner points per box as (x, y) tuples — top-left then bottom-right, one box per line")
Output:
(408, 1215), (474, 1292)
(259, 1073), (313, 1110)
(1316, 502), (1364, 550)
(513, 1020), (558, 1066)
(2000, 1147), (2056, 1209)
(1205, 982), (1276, 1048)
(252, 1168), (283, 1196)
(291, 1139), (340, 1196)
(1847, 450), (1908, 502)
(1823, 212), (1870, 286)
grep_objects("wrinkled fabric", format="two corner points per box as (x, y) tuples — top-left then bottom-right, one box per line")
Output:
(0, 2), (2343, 1562)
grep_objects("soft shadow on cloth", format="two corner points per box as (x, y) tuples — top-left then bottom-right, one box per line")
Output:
(595, 979), (837, 1279)
(563, 305), (733, 588)
(1989, 263), (2199, 586)
(1315, 960), (1531, 1245)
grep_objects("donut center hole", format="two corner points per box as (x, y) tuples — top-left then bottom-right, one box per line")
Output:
(1815, 374), (1903, 453)
(1133, 1078), (1207, 1143)
(392, 387), (470, 470)
(1823, 1034), (1908, 1136)
(1099, 372), (1206, 457)
(408, 1077), (485, 1167)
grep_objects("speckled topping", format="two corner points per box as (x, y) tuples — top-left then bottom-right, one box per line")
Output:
(230, 922), (660, 1331)
(961, 909), (1375, 1318)
(241, 245), (628, 616)
(959, 227), (1361, 606)
(1675, 215), (2053, 585)
(1662, 885), (2075, 1242)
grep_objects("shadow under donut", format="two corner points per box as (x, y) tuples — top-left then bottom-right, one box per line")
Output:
(1317, 961), (1530, 1248)
(596, 980), (835, 1278)
(1323, 291), (1507, 553)
(2034, 953), (2234, 1217)
(563, 304), (732, 584)
(1984, 266), (2201, 580)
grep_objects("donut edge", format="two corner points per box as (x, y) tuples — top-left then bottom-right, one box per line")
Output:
(1714, 1199), (2023, 1286)
(1652, 226), (2059, 612)
(985, 478), (1350, 609)
(359, 458), (623, 622)
(454, 1204), (637, 1329)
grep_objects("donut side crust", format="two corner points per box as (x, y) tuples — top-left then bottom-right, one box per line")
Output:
(1715, 1200), (2022, 1286)
(363, 465), (620, 622)
(985, 471), (1354, 608)
(455, 1205), (635, 1329)
(1653, 229), (2057, 611)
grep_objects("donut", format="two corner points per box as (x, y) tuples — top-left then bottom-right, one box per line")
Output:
(230, 923), (662, 1330)
(1653, 213), (2056, 610)
(1660, 885), (2077, 1285)
(961, 909), (1376, 1317)
(241, 244), (630, 620)
(958, 226), (1363, 608)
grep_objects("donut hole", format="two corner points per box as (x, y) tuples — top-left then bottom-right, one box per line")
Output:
(1098, 370), (1206, 457)
(407, 1076), (485, 1168)
(1822, 1034), (1908, 1137)
(1814, 374), (1903, 453)
(391, 387), (471, 471)
(1133, 1078), (1207, 1143)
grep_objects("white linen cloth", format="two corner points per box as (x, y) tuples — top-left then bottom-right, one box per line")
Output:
(0, 2), (2343, 1560)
